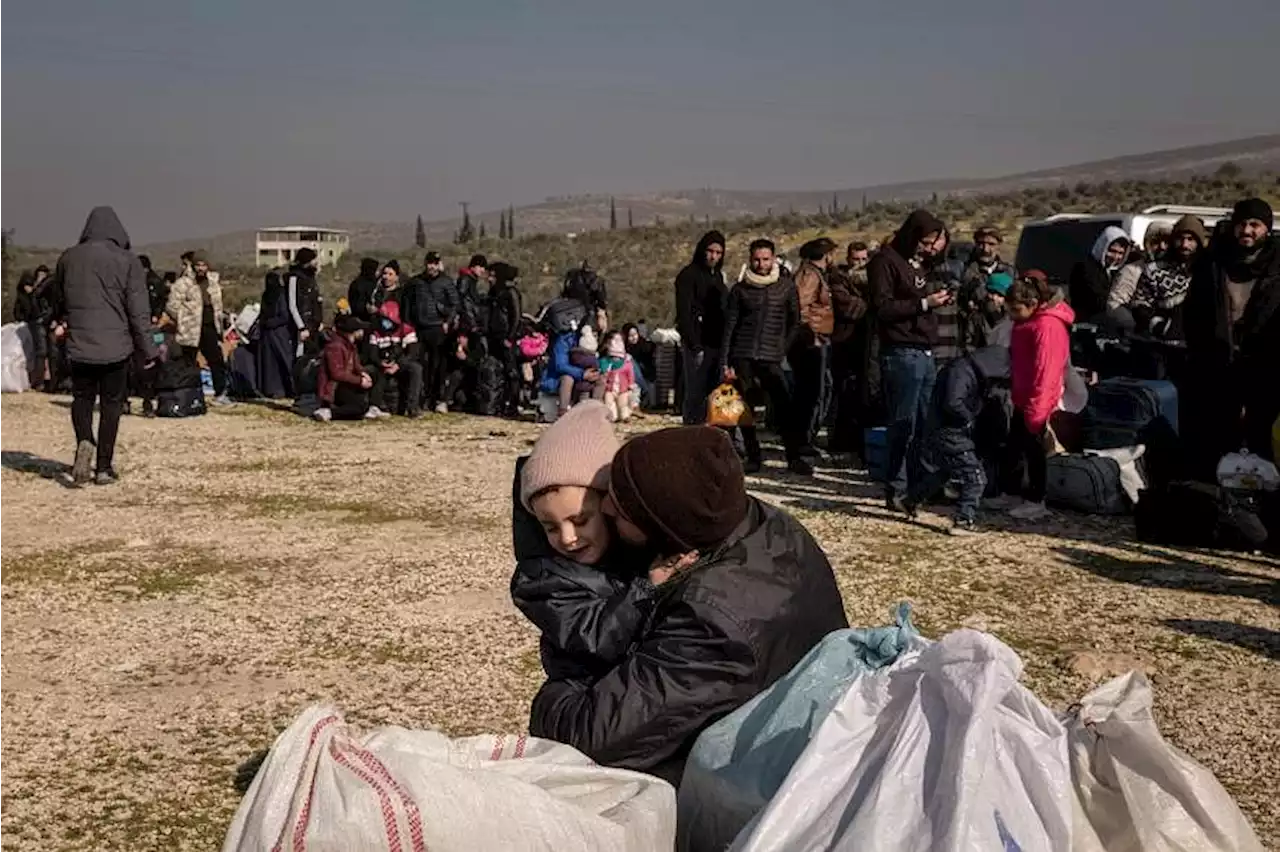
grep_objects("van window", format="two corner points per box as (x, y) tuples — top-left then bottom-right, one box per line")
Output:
(1014, 219), (1123, 286)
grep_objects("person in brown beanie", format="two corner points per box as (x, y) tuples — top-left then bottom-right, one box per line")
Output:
(510, 401), (660, 682)
(529, 424), (848, 786)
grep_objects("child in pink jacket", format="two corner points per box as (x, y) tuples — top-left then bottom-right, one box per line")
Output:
(598, 330), (636, 422)
(1008, 270), (1075, 520)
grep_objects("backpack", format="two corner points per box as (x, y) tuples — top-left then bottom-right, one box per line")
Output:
(563, 268), (602, 310)
(1045, 453), (1127, 515)
(540, 298), (588, 335)
(472, 356), (506, 416)
(1136, 482), (1269, 550)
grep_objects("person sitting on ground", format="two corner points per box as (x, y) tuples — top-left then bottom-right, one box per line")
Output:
(904, 345), (1011, 535)
(540, 323), (604, 416)
(1069, 226), (1129, 325)
(1007, 271), (1074, 520)
(621, 323), (656, 408)
(527, 425), (848, 786)
(511, 401), (664, 681)
(166, 250), (232, 407)
(598, 329), (637, 422)
(314, 314), (374, 422)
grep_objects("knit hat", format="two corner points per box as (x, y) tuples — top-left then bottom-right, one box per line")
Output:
(986, 271), (1013, 296)
(382, 259), (401, 275)
(491, 262), (519, 284)
(469, 254), (488, 269)
(520, 400), (619, 510)
(294, 247), (318, 267)
(609, 426), (750, 554)
(334, 314), (369, 334)
(1169, 214), (1208, 246)
(974, 225), (1002, 243)
(424, 251), (442, 265)
(1231, 197), (1274, 231)
(577, 326), (598, 352)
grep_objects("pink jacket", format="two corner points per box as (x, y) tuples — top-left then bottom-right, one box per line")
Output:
(1011, 301), (1075, 433)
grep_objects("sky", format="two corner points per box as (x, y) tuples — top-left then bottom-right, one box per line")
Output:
(4, 0), (1279, 245)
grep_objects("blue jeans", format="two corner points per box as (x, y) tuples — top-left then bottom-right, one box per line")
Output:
(910, 429), (987, 522)
(880, 347), (937, 499)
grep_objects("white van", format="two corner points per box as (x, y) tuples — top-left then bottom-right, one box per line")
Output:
(1014, 205), (1231, 285)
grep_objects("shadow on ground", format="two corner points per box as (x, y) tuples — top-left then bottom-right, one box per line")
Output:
(1055, 543), (1280, 605)
(1163, 619), (1280, 660)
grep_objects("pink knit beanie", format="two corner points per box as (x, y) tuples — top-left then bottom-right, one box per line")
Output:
(520, 400), (620, 510)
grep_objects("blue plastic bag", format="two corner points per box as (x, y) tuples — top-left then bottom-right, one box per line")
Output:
(676, 603), (923, 852)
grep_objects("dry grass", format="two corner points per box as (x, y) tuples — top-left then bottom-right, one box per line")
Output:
(1, 391), (1277, 850)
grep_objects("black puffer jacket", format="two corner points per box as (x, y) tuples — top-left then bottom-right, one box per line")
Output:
(486, 272), (523, 342)
(47, 206), (157, 365)
(528, 497), (848, 786)
(928, 345), (1010, 456)
(720, 273), (799, 368)
(412, 271), (460, 330)
(509, 459), (654, 681)
(674, 231), (728, 351)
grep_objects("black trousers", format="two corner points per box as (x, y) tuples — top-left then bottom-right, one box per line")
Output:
(419, 327), (449, 408)
(828, 340), (861, 453)
(789, 343), (824, 450)
(488, 336), (522, 414)
(1009, 410), (1047, 502)
(71, 360), (130, 472)
(331, 383), (370, 420)
(184, 316), (226, 396)
(730, 358), (801, 462)
(369, 360), (424, 415)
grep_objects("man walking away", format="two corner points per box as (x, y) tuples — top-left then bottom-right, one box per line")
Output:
(674, 230), (727, 424)
(456, 254), (489, 331)
(792, 238), (837, 454)
(412, 251), (460, 412)
(165, 250), (232, 406)
(720, 238), (809, 475)
(870, 209), (952, 510)
(46, 206), (158, 485)
(486, 262), (524, 416)
(347, 257), (381, 323)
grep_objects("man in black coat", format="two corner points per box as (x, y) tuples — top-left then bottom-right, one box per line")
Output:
(674, 230), (728, 424)
(485, 262), (523, 416)
(347, 257), (381, 323)
(284, 248), (323, 361)
(411, 251), (460, 412)
(46, 206), (158, 485)
(527, 426), (848, 787)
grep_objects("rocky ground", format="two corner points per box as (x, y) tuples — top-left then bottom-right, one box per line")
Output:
(1, 391), (1277, 850)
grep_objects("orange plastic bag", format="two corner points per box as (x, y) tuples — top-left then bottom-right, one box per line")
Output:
(707, 383), (753, 428)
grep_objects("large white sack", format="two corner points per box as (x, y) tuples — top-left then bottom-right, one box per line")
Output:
(732, 629), (1073, 852)
(1, 322), (33, 393)
(1063, 671), (1263, 852)
(223, 705), (676, 852)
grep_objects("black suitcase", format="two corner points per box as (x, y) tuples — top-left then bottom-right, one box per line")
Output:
(156, 385), (207, 418)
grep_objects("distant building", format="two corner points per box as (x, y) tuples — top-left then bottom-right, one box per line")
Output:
(255, 226), (350, 268)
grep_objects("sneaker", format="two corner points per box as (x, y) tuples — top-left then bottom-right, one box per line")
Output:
(71, 440), (94, 486)
(94, 469), (120, 487)
(312, 407), (333, 422)
(901, 500), (921, 520)
(1008, 500), (1050, 521)
(949, 517), (979, 536)
(210, 393), (234, 407)
(787, 457), (814, 477)
(885, 492), (907, 513)
(434, 402), (449, 414)
(364, 406), (391, 420)
(743, 458), (763, 475)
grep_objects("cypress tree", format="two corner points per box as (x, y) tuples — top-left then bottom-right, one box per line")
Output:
(414, 214), (426, 248)
(610, 197), (618, 230)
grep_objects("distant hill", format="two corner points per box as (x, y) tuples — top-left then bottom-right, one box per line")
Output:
(138, 133), (1280, 264)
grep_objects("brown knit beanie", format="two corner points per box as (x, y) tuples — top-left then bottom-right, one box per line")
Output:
(1170, 214), (1208, 247)
(520, 401), (619, 511)
(609, 426), (749, 554)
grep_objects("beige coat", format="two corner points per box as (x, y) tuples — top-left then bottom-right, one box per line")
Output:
(166, 271), (224, 347)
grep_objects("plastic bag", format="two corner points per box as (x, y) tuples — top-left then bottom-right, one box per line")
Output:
(707, 383), (753, 428)
(1, 322), (33, 393)
(223, 705), (676, 852)
(732, 630), (1072, 852)
(678, 604), (925, 852)
(1063, 672), (1263, 852)
(1216, 449), (1280, 493)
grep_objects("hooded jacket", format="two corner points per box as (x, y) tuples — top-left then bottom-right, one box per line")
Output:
(1069, 225), (1129, 320)
(674, 231), (728, 351)
(869, 210), (945, 349)
(929, 345), (1011, 457)
(47, 206), (157, 365)
(527, 496), (848, 786)
(347, 260), (380, 322)
(1011, 300), (1075, 433)
(166, 269), (224, 348)
(486, 268), (523, 342)
(720, 267), (799, 367)
(456, 268), (486, 328)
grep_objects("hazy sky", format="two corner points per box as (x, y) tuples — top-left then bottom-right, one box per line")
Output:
(5, 0), (1278, 245)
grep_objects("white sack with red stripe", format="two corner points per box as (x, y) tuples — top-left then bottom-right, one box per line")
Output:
(222, 705), (676, 852)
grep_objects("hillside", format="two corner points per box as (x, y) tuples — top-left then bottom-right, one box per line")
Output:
(134, 134), (1280, 263)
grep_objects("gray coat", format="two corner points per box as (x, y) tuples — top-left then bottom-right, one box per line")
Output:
(50, 207), (157, 365)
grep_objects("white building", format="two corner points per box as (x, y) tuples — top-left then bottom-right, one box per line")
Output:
(255, 226), (350, 268)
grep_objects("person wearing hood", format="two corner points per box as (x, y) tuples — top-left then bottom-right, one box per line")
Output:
(528, 425), (847, 787)
(45, 206), (158, 486)
(868, 209), (953, 509)
(1184, 198), (1280, 469)
(1005, 271), (1075, 520)
(165, 250), (231, 406)
(456, 254), (489, 331)
(257, 264), (297, 399)
(347, 257), (382, 323)
(674, 230), (728, 424)
(1069, 225), (1130, 323)
(14, 266), (54, 390)
(905, 344), (1011, 535)
(1121, 214), (1207, 341)
(720, 238), (808, 475)
(486, 261), (524, 416)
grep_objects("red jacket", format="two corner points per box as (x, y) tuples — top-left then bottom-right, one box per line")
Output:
(317, 333), (365, 404)
(1011, 301), (1075, 433)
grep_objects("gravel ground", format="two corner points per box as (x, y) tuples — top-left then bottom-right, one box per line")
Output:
(2, 391), (1277, 850)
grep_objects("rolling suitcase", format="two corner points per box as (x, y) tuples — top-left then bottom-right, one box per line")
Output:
(1082, 378), (1177, 449)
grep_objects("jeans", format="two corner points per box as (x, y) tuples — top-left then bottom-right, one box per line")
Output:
(880, 347), (937, 499)
(681, 346), (720, 425)
(70, 359), (130, 472)
(910, 429), (986, 522)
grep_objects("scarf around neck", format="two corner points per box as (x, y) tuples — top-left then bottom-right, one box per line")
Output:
(740, 264), (781, 287)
